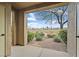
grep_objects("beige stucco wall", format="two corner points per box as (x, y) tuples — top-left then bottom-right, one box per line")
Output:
(18, 11), (24, 45)
(14, 10), (24, 45)
(11, 10), (17, 46)
(4, 4), (12, 56)
(67, 3), (77, 57)
(24, 13), (28, 45)
(77, 3), (79, 57)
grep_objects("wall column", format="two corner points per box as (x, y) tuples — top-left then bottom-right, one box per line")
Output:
(5, 4), (12, 56)
(15, 10), (24, 46)
(67, 3), (77, 57)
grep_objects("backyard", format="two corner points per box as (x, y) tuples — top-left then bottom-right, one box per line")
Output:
(26, 5), (68, 52)
(27, 29), (67, 52)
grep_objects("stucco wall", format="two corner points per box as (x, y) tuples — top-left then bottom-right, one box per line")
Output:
(18, 11), (24, 45)
(5, 4), (12, 56)
(67, 3), (77, 57)
(24, 13), (28, 45)
(15, 10), (24, 45)
(11, 10), (17, 46)
(77, 3), (79, 57)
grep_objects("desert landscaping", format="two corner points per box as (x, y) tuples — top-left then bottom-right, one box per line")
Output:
(27, 29), (67, 52)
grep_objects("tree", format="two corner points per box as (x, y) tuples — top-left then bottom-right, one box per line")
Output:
(34, 6), (68, 29)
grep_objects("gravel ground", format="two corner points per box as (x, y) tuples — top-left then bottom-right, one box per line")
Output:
(28, 38), (67, 52)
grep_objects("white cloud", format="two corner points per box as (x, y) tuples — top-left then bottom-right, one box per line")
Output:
(27, 13), (36, 21)
(28, 22), (41, 28)
(27, 17), (36, 21)
(52, 20), (58, 24)
(28, 22), (38, 26)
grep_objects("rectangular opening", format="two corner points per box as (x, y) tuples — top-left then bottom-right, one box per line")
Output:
(25, 5), (68, 53)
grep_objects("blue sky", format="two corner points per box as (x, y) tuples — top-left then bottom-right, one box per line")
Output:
(26, 6), (68, 29)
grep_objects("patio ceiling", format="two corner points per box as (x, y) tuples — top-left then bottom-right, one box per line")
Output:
(12, 2), (62, 11)
(12, 2), (43, 10)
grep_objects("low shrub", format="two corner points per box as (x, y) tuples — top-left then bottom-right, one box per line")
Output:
(53, 35), (61, 43)
(27, 32), (34, 43)
(40, 32), (45, 37)
(35, 32), (44, 41)
(58, 30), (67, 44)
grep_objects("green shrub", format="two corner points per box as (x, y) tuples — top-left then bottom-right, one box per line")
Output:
(58, 30), (67, 44)
(47, 34), (55, 38)
(53, 35), (61, 43)
(35, 32), (44, 41)
(27, 32), (34, 42)
(40, 32), (44, 37)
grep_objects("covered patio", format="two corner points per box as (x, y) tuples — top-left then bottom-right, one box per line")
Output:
(0, 2), (77, 57)
(10, 45), (70, 57)
(11, 2), (77, 57)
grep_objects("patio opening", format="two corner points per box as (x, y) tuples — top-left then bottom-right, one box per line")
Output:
(25, 5), (68, 52)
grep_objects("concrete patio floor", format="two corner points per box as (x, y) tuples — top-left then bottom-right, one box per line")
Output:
(10, 45), (71, 57)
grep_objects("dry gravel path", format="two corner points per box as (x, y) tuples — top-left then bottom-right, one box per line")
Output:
(28, 38), (67, 52)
